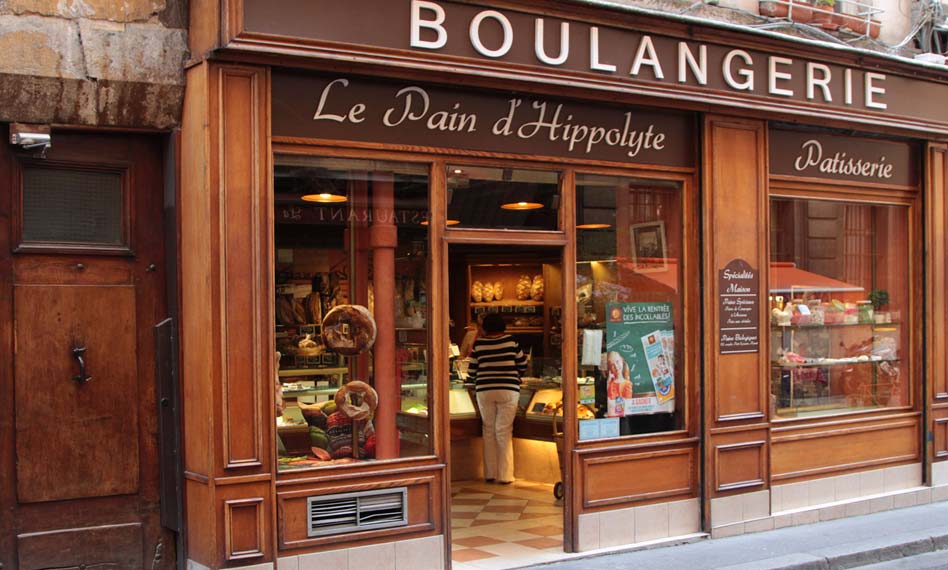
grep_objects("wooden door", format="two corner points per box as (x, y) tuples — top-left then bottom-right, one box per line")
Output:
(0, 132), (173, 570)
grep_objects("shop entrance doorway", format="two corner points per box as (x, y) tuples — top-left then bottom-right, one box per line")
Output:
(445, 243), (569, 568)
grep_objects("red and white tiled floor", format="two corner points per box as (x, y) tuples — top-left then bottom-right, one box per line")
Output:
(451, 480), (565, 570)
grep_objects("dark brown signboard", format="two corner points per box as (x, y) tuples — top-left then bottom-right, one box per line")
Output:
(271, 71), (695, 167)
(246, 0), (948, 128)
(770, 128), (918, 187)
(718, 258), (759, 354)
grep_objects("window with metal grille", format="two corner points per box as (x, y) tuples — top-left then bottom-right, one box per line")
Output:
(306, 487), (407, 537)
(19, 164), (127, 250)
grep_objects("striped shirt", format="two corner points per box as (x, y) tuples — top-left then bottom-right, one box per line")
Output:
(469, 334), (527, 393)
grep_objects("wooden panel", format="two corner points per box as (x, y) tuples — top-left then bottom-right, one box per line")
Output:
(580, 446), (696, 509)
(714, 440), (766, 492)
(771, 415), (920, 481)
(703, 116), (768, 422)
(277, 472), (440, 551)
(218, 65), (268, 469)
(935, 413), (948, 460)
(927, 144), (948, 403)
(225, 497), (266, 560)
(14, 284), (139, 503)
(17, 523), (143, 570)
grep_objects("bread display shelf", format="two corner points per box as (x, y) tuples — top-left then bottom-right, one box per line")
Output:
(278, 367), (348, 377)
(772, 357), (900, 369)
(470, 301), (543, 307)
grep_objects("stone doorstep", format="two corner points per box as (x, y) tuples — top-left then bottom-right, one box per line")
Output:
(770, 485), (929, 519)
(502, 533), (710, 570)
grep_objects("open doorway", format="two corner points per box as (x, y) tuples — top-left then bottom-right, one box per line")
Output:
(446, 244), (568, 568)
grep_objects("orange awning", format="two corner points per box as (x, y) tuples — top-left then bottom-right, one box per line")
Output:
(769, 262), (864, 294)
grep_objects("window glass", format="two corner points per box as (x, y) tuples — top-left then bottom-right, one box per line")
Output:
(21, 166), (124, 246)
(575, 174), (685, 439)
(446, 166), (559, 230)
(769, 198), (910, 418)
(274, 156), (431, 470)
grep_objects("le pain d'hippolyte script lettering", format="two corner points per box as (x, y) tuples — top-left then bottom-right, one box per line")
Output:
(311, 78), (667, 159)
(793, 139), (894, 179)
(408, 0), (889, 111)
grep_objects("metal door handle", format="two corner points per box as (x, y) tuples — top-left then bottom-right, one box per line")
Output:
(72, 346), (92, 384)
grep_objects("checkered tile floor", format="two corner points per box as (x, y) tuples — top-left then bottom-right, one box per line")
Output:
(451, 480), (564, 570)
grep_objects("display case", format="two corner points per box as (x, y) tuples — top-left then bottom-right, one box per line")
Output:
(769, 275), (905, 418)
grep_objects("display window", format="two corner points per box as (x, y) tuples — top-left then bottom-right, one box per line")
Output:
(446, 165), (560, 230)
(273, 156), (432, 470)
(573, 174), (686, 439)
(769, 197), (912, 418)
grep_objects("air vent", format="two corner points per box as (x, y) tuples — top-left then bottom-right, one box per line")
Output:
(307, 487), (407, 537)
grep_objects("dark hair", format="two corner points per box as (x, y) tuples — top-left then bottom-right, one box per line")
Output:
(481, 313), (506, 334)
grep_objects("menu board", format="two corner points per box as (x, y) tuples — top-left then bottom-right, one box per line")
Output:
(718, 258), (760, 354)
(604, 302), (675, 416)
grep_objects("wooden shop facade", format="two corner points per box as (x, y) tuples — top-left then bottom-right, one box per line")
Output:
(178, 1), (948, 569)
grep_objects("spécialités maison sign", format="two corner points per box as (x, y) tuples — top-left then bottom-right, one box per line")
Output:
(246, 0), (948, 127)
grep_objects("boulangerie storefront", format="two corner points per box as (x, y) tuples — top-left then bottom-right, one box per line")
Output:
(176, 1), (948, 569)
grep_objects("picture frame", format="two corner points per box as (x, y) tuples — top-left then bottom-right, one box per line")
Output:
(630, 221), (668, 273)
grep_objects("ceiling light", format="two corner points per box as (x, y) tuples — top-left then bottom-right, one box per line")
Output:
(420, 219), (461, 226)
(452, 169), (464, 174)
(301, 192), (347, 203)
(576, 223), (612, 229)
(501, 201), (543, 210)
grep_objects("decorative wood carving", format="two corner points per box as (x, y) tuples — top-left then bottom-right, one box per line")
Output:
(714, 440), (766, 492)
(224, 497), (266, 560)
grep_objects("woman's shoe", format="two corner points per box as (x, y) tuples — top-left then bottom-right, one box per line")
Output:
(485, 478), (496, 483)
(497, 480), (513, 485)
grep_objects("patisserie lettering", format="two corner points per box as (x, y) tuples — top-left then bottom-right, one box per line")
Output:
(793, 139), (894, 179)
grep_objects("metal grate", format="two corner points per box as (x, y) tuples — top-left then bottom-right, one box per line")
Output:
(307, 487), (407, 537)
(21, 166), (124, 246)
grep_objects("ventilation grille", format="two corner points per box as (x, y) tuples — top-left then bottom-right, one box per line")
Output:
(307, 487), (407, 537)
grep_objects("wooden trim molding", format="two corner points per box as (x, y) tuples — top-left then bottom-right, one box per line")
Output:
(216, 64), (269, 470)
(580, 447), (696, 509)
(935, 417), (948, 459)
(927, 144), (948, 402)
(224, 497), (266, 560)
(714, 440), (767, 492)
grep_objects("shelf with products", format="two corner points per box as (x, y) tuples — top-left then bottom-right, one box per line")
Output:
(769, 284), (905, 417)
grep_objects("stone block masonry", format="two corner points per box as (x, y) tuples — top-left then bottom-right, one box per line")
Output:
(0, 0), (188, 129)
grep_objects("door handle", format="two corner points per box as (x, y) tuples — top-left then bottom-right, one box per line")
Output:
(72, 346), (92, 384)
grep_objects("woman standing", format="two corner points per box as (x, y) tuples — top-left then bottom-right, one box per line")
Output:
(469, 313), (527, 484)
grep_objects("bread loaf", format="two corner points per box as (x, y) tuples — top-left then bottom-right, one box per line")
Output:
(471, 281), (484, 303)
(276, 296), (296, 326)
(516, 275), (532, 300)
(321, 304), (377, 355)
(494, 282), (504, 301)
(530, 275), (545, 301)
(483, 282), (495, 302)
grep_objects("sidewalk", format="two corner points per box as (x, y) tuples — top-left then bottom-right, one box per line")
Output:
(525, 501), (948, 570)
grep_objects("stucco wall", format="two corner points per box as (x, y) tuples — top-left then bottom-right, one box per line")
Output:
(0, 0), (188, 129)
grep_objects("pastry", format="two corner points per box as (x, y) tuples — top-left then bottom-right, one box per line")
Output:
(494, 282), (504, 301)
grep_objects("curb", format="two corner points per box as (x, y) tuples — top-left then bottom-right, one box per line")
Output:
(718, 532), (948, 570)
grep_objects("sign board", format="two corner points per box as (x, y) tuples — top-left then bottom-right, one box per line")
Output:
(718, 258), (760, 354)
(272, 72), (694, 167)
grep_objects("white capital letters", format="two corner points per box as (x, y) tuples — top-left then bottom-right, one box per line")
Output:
(535, 19), (569, 65)
(806, 62), (832, 102)
(865, 72), (887, 110)
(629, 35), (664, 79)
(589, 27), (616, 72)
(470, 10), (513, 58)
(723, 50), (754, 91)
(768, 56), (794, 97)
(677, 42), (707, 85)
(410, 0), (447, 50)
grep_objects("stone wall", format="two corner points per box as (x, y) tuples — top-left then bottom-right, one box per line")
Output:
(0, 0), (188, 129)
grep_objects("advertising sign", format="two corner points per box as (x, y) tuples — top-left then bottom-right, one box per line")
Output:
(604, 302), (675, 416)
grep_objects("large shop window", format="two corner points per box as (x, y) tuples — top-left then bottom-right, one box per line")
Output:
(769, 198), (910, 419)
(574, 174), (685, 439)
(274, 156), (431, 470)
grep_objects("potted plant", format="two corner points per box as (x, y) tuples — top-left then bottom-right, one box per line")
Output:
(869, 289), (890, 323)
(841, 12), (880, 38)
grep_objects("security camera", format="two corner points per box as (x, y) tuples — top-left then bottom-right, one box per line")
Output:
(11, 132), (51, 151)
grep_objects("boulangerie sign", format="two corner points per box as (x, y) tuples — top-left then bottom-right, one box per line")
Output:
(769, 128), (918, 186)
(271, 71), (695, 166)
(246, 0), (948, 127)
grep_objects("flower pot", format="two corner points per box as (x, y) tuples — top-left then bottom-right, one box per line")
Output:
(868, 18), (881, 39)
(811, 7), (838, 29)
(841, 13), (877, 36)
(759, 0), (813, 21)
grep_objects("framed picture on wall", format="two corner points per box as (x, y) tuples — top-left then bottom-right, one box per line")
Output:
(630, 221), (667, 273)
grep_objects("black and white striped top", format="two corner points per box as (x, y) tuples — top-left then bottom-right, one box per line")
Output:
(469, 334), (527, 393)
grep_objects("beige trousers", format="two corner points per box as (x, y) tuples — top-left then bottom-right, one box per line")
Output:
(476, 390), (520, 482)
